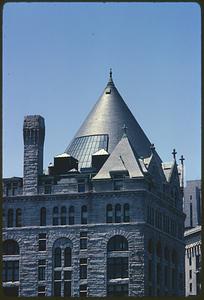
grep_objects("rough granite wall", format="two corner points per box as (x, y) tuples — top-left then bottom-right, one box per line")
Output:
(3, 223), (145, 297)
(23, 115), (45, 195)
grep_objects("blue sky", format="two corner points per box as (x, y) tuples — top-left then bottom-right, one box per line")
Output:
(3, 2), (201, 182)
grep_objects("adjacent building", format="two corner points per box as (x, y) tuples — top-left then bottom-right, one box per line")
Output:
(183, 180), (202, 296)
(2, 72), (185, 297)
(184, 180), (201, 229)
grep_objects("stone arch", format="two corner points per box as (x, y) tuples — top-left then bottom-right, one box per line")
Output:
(103, 228), (132, 245)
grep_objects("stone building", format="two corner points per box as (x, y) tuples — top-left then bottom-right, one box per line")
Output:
(183, 180), (202, 296)
(2, 71), (185, 297)
(184, 180), (201, 229)
(184, 226), (201, 296)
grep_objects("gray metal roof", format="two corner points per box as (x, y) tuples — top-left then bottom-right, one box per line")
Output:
(93, 135), (145, 180)
(65, 72), (162, 167)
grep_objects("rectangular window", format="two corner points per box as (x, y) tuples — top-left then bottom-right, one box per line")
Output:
(38, 259), (46, 281)
(54, 271), (61, 280)
(107, 257), (128, 279)
(196, 255), (200, 269)
(80, 284), (87, 297)
(189, 256), (192, 266)
(54, 282), (61, 296)
(64, 281), (71, 297)
(114, 180), (123, 191)
(38, 286), (46, 297)
(3, 261), (19, 282)
(80, 232), (88, 250)
(64, 271), (71, 280)
(38, 233), (46, 251)
(190, 283), (192, 293)
(107, 284), (128, 296)
(80, 258), (87, 279)
(44, 185), (51, 194)
(189, 270), (192, 279)
(78, 180), (85, 192)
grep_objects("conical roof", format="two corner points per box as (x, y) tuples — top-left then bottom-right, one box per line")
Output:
(65, 71), (161, 169)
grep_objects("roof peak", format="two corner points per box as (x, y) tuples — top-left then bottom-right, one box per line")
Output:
(107, 68), (115, 86)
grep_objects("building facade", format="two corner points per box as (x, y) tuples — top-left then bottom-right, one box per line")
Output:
(184, 180), (201, 229)
(183, 180), (202, 296)
(184, 226), (201, 296)
(2, 72), (185, 297)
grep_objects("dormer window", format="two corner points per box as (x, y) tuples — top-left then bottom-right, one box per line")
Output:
(114, 180), (123, 191)
(78, 179), (85, 193)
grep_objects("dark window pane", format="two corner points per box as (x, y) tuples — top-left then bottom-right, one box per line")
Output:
(107, 235), (128, 251)
(54, 282), (61, 296)
(106, 204), (113, 223)
(80, 239), (87, 250)
(54, 247), (61, 267)
(40, 208), (46, 226)
(64, 271), (71, 280)
(39, 240), (46, 251)
(38, 266), (45, 281)
(124, 203), (130, 222)
(7, 209), (14, 227)
(64, 247), (71, 267)
(107, 284), (128, 296)
(54, 271), (61, 280)
(16, 209), (22, 227)
(64, 281), (71, 297)
(115, 204), (121, 223)
(3, 240), (19, 255)
(81, 205), (88, 224)
(3, 287), (19, 297)
(80, 265), (87, 279)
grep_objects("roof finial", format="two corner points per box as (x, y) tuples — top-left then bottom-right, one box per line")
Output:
(110, 68), (112, 80)
(172, 148), (177, 160)
(150, 143), (155, 153)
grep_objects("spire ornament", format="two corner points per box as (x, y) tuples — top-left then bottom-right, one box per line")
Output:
(110, 68), (112, 80)
(172, 148), (177, 160)
(150, 143), (155, 153)
(122, 124), (128, 137)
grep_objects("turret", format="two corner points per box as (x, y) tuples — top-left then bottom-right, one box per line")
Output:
(23, 115), (45, 195)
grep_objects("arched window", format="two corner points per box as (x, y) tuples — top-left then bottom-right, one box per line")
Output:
(53, 238), (72, 297)
(61, 206), (67, 225)
(123, 203), (130, 222)
(64, 247), (71, 267)
(107, 235), (128, 251)
(81, 205), (87, 224)
(106, 204), (113, 223)
(107, 236), (129, 296)
(7, 209), (14, 228)
(148, 239), (153, 254)
(54, 247), (61, 267)
(115, 204), (121, 223)
(3, 240), (19, 255)
(69, 206), (74, 225)
(16, 209), (22, 227)
(40, 207), (46, 226)
(156, 241), (162, 258)
(53, 207), (59, 226)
